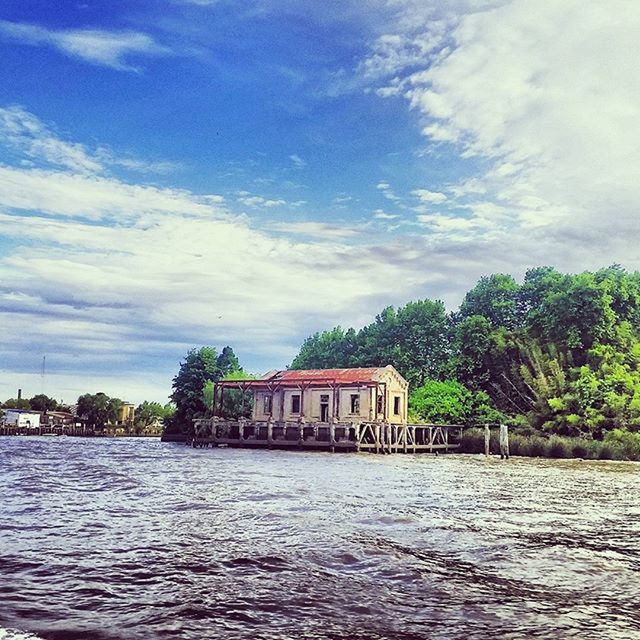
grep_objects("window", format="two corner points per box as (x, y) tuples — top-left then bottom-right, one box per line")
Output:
(350, 393), (360, 414)
(291, 394), (301, 414)
(263, 394), (272, 414)
(393, 396), (401, 416)
(377, 395), (383, 415)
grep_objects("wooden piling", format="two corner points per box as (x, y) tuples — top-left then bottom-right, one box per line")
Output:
(484, 424), (490, 456)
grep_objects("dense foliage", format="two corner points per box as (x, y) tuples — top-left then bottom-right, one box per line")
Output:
(2, 394), (60, 411)
(168, 345), (247, 432)
(291, 266), (640, 440)
(76, 392), (123, 431)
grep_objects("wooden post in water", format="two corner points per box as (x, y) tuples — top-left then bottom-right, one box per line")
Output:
(500, 423), (510, 459)
(484, 424), (490, 456)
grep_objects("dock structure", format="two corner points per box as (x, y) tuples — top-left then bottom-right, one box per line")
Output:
(190, 418), (464, 453)
(189, 367), (465, 454)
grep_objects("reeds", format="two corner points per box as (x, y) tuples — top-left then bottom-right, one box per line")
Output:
(459, 428), (640, 461)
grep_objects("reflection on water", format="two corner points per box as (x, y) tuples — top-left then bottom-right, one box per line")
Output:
(0, 437), (639, 639)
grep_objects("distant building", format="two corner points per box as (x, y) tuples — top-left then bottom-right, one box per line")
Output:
(4, 409), (41, 430)
(42, 411), (77, 429)
(117, 402), (135, 426)
(217, 366), (409, 424)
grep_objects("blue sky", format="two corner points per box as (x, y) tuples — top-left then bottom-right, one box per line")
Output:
(1, 0), (639, 403)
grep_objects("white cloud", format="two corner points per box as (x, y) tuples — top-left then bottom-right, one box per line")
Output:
(411, 188), (447, 204)
(365, 0), (640, 255)
(237, 194), (287, 208)
(0, 20), (169, 71)
(271, 221), (360, 239)
(289, 154), (306, 168)
(376, 180), (401, 201)
(0, 105), (176, 175)
(373, 209), (399, 219)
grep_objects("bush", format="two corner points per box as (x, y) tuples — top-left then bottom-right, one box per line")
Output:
(546, 437), (570, 458)
(571, 442), (589, 458)
(603, 429), (640, 461)
(459, 428), (485, 453)
(521, 436), (547, 457)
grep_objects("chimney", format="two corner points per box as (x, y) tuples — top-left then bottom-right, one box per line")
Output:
(17, 388), (22, 400)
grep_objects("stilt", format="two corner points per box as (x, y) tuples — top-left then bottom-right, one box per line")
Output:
(484, 424), (490, 457)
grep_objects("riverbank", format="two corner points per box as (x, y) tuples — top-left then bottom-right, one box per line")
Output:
(460, 427), (640, 461)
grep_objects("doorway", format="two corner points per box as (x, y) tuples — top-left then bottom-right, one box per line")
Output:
(320, 394), (329, 422)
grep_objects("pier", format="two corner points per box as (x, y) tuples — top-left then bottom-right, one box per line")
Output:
(190, 418), (464, 454)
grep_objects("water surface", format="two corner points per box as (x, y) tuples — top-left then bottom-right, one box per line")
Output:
(1, 437), (639, 639)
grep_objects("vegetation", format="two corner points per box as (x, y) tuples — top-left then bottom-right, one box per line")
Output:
(291, 265), (640, 459)
(167, 345), (247, 433)
(133, 401), (175, 434)
(76, 392), (124, 431)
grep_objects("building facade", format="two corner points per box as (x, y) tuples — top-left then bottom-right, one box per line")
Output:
(216, 366), (408, 425)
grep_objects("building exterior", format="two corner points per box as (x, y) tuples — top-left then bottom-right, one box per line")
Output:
(216, 366), (409, 425)
(4, 409), (41, 430)
(117, 402), (135, 426)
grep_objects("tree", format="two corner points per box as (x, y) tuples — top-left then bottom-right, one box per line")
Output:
(409, 379), (502, 425)
(76, 392), (120, 431)
(169, 346), (248, 432)
(134, 401), (174, 433)
(29, 394), (58, 412)
(3, 398), (31, 410)
(290, 327), (358, 370)
(170, 347), (222, 432)
(458, 274), (522, 329)
(216, 346), (241, 377)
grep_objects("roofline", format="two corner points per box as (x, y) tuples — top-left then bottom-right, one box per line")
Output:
(217, 378), (385, 389)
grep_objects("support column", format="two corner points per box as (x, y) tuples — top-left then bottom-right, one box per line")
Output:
(484, 424), (490, 457)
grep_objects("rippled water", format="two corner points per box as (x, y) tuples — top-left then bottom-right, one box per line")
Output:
(1, 437), (639, 640)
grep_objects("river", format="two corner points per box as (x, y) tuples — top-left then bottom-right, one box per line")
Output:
(0, 437), (639, 639)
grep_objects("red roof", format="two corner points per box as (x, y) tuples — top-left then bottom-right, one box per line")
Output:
(219, 366), (406, 389)
(264, 367), (388, 384)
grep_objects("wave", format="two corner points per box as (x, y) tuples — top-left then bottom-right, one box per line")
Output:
(0, 629), (45, 640)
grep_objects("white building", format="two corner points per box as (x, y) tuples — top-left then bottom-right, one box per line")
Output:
(4, 409), (41, 430)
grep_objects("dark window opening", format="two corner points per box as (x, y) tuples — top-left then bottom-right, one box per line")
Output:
(263, 395), (272, 414)
(377, 395), (383, 415)
(320, 394), (329, 422)
(291, 394), (301, 414)
(393, 396), (401, 415)
(350, 393), (360, 414)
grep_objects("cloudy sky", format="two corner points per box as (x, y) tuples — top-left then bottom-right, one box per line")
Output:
(1, 0), (639, 404)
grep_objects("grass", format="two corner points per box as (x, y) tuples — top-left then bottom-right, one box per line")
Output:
(459, 427), (640, 461)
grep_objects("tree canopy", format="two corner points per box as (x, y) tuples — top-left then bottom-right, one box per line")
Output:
(169, 345), (246, 432)
(290, 265), (640, 439)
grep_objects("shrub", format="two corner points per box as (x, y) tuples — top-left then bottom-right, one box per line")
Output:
(459, 428), (485, 453)
(571, 442), (589, 458)
(522, 436), (547, 457)
(546, 437), (570, 458)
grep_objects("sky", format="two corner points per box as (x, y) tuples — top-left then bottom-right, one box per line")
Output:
(0, 0), (639, 404)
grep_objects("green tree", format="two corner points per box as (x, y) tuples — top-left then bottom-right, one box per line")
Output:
(3, 398), (31, 410)
(134, 401), (174, 433)
(409, 380), (502, 425)
(29, 394), (58, 412)
(291, 326), (359, 369)
(214, 370), (255, 419)
(458, 274), (522, 329)
(76, 392), (120, 431)
(169, 347), (248, 432)
(216, 346), (241, 377)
